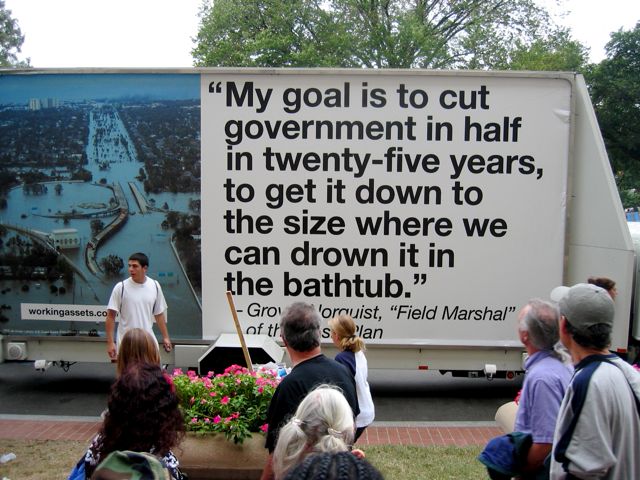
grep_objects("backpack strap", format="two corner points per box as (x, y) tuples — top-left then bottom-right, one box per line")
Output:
(602, 358), (640, 414)
(153, 279), (159, 313)
(553, 357), (601, 469)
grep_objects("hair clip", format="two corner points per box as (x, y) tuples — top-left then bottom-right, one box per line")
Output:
(327, 428), (344, 439)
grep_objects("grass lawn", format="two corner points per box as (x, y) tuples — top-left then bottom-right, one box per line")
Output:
(366, 445), (486, 479)
(0, 439), (487, 479)
(0, 439), (87, 480)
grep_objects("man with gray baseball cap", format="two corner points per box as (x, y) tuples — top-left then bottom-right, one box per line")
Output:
(550, 283), (640, 479)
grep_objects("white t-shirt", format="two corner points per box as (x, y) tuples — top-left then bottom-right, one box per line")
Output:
(107, 276), (167, 345)
(354, 350), (375, 428)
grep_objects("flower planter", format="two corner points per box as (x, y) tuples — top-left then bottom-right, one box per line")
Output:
(177, 432), (268, 480)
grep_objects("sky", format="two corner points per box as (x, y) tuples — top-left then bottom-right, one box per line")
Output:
(4, 0), (640, 68)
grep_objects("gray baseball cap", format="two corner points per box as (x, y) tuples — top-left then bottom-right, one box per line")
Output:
(559, 283), (614, 329)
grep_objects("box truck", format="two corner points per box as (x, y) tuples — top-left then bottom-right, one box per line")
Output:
(0, 68), (636, 377)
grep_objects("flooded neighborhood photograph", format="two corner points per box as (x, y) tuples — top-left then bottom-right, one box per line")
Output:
(0, 73), (202, 338)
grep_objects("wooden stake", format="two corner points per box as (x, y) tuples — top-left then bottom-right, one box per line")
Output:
(226, 290), (253, 372)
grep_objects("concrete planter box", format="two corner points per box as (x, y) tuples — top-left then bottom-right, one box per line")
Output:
(177, 432), (268, 480)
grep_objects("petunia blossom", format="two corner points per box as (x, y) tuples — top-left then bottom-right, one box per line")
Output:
(221, 396), (230, 405)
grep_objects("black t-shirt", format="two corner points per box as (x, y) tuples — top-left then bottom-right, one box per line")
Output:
(265, 354), (359, 452)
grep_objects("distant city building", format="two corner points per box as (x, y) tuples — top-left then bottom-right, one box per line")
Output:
(28, 97), (61, 111)
(32, 266), (47, 279)
(50, 228), (80, 250)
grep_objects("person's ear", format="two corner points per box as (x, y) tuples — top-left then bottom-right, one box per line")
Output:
(559, 316), (568, 333)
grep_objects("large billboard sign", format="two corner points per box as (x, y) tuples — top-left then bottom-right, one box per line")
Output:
(201, 71), (570, 344)
(0, 70), (571, 345)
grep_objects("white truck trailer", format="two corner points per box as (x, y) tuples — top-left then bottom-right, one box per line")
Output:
(0, 69), (636, 377)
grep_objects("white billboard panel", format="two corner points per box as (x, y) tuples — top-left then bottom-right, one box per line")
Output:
(201, 72), (571, 345)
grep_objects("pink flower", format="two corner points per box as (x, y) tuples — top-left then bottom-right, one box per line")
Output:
(187, 370), (197, 378)
(207, 371), (215, 378)
(221, 396), (230, 405)
(209, 391), (217, 397)
(236, 379), (242, 385)
(190, 417), (198, 424)
(172, 368), (183, 376)
(258, 386), (264, 394)
(189, 396), (195, 405)
(213, 415), (221, 424)
(204, 418), (211, 424)
(163, 373), (175, 392)
(200, 399), (207, 405)
(260, 424), (268, 433)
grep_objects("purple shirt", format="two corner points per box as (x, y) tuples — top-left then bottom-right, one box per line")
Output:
(514, 350), (572, 443)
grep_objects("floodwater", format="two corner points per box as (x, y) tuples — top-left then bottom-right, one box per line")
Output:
(0, 104), (202, 339)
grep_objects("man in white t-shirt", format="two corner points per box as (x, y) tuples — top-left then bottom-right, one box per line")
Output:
(105, 252), (171, 360)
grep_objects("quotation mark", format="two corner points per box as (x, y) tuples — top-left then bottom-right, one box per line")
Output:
(413, 274), (427, 285)
(209, 81), (222, 93)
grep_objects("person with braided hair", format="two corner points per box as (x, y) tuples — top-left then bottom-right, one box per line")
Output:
(283, 451), (384, 480)
(273, 385), (357, 480)
(329, 315), (375, 441)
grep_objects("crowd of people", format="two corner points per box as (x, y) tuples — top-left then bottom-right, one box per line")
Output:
(480, 279), (640, 480)
(73, 255), (638, 479)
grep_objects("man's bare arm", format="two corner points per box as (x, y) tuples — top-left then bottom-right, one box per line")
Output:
(523, 442), (551, 473)
(155, 311), (172, 352)
(106, 309), (117, 360)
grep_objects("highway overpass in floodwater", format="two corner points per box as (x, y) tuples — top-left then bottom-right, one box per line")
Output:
(128, 182), (148, 214)
(85, 183), (129, 276)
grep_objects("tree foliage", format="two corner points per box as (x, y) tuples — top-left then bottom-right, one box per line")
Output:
(0, 0), (28, 67)
(100, 254), (125, 276)
(586, 21), (640, 199)
(193, 0), (586, 70)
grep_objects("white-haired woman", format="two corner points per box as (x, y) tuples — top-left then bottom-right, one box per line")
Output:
(272, 385), (356, 480)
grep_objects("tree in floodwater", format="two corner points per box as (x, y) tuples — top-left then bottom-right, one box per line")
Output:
(100, 254), (124, 276)
(90, 219), (105, 237)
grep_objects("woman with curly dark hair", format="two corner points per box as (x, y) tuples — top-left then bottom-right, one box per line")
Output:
(82, 362), (186, 479)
